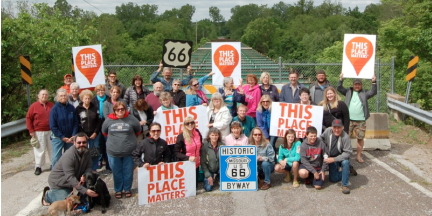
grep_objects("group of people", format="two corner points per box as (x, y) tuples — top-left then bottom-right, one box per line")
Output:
(27, 66), (377, 206)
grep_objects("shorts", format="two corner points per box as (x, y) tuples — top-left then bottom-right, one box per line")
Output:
(349, 120), (366, 139)
(281, 163), (292, 172)
(299, 164), (324, 186)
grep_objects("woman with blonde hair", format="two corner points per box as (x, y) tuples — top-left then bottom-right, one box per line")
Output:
(319, 86), (349, 133)
(259, 72), (279, 102)
(185, 71), (215, 107)
(157, 92), (178, 111)
(207, 92), (232, 138)
(175, 116), (203, 186)
(249, 127), (275, 190)
(256, 95), (277, 153)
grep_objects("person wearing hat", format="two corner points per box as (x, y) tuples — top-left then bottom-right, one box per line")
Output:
(60, 74), (73, 94)
(321, 119), (357, 194)
(310, 69), (333, 104)
(337, 73), (377, 163)
(26, 89), (54, 175)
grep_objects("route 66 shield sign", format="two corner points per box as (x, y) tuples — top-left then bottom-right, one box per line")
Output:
(162, 39), (193, 68)
(226, 156), (251, 180)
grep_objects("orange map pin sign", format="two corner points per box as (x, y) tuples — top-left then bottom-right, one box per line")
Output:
(213, 45), (239, 77)
(75, 48), (102, 84)
(345, 37), (374, 76)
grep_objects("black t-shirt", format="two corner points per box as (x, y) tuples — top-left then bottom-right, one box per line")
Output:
(329, 134), (340, 157)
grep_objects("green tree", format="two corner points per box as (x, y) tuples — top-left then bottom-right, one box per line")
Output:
(241, 17), (281, 54)
(226, 4), (269, 40)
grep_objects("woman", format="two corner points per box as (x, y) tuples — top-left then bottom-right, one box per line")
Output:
(256, 95), (277, 153)
(218, 77), (244, 117)
(157, 92), (179, 111)
(76, 90), (102, 172)
(93, 84), (111, 171)
(170, 79), (186, 108)
(299, 87), (315, 105)
(238, 74), (261, 120)
(103, 86), (127, 119)
(124, 75), (150, 108)
(200, 127), (224, 192)
(223, 121), (249, 146)
(131, 99), (154, 142)
(26, 89), (54, 175)
(132, 122), (171, 168)
(319, 86), (349, 133)
(207, 92), (232, 139)
(175, 116), (203, 186)
(275, 129), (301, 188)
(185, 78), (208, 107)
(102, 101), (141, 199)
(68, 82), (81, 108)
(49, 88), (79, 168)
(249, 127), (275, 190)
(260, 72), (279, 102)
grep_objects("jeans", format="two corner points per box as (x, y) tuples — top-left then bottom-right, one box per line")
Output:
(108, 154), (134, 192)
(328, 159), (350, 186)
(203, 171), (217, 191)
(51, 137), (73, 168)
(88, 134), (100, 171)
(45, 188), (72, 203)
(258, 161), (274, 184)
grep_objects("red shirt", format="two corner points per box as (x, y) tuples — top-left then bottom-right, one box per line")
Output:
(26, 101), (54, 133)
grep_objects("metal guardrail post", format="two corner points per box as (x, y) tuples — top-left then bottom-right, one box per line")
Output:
(1, 118), (27, 138)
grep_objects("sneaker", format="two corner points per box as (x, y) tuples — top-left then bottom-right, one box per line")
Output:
(350, 165), (358, 176)
(34, 167), (42, 175)
(260, 183), (271, 190)
(283, 174), (291, 183)
(341, 186), (351, 194)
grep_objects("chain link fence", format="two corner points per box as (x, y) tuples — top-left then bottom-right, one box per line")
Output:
(106, 58), (394, 113)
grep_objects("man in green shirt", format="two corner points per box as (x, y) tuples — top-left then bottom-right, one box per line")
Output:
(337, 74), (377, 163)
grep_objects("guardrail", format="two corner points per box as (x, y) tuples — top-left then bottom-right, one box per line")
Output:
(387, 97), (432, 125)
(1, 118), (27, 138)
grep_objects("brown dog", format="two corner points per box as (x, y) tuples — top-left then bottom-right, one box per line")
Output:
(46, 195), (80, 216)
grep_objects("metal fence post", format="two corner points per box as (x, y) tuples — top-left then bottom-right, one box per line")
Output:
(377, 58), (381, 112)
(391, 56), (395, 94)
(279, 57), (282, 83)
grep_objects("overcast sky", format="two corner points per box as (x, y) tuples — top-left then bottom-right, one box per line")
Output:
(28, 0), (380, 21)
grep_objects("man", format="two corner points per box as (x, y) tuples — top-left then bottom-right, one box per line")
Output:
(280, 71), (305, 103)
(232, 104), (256, 137)
(145, 82), (163, 111)
(42, 132), (98, 205)
(105, 71), (126, 98)
(150, 62), (193, 91)
(310, 69), (332, 104)
(59, 74), (73, 94)
(321, 119), (357, 194)
(337, 74), (377, 163)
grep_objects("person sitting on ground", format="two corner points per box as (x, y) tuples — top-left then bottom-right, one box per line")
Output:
(299, 126), (327, 190)
(170, 79), (186, 108)
(321, 119), (357, 194)
(223, 121), (249, 146)
(207, 92), (232, 139)
(124, 74), (150, 108)
(274, 129), (301, 188)
(68, 82), (81, 108)
(132, 122), (171, 168)
(145, 82), (163, 112)
(105, 71), (126, 98)
(232, 104), (256, 137)
(249, 127), (275, 190)
(200, 127), (224, 192)
(42, 132), (98, 206)
(59, 74), (73, 94)
(150, 62), (193, 91)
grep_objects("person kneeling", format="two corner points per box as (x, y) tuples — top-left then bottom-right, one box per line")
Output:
(275, 129), (301, 188)
(250, 127), (275, 190)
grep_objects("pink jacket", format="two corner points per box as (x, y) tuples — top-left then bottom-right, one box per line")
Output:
(239, 84), (261, 118)
(224, 134), (249, 146)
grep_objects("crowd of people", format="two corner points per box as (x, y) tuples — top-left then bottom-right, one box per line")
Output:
(26, 66), (377, 206)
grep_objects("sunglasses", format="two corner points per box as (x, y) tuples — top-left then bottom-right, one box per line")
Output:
(192, 83), (199, 87)
(76, 141), (88, 144)
(151, 129), (161, 133)
(185, 121), (195, 126)
(108, 76), (116, 78)
(115, 108), (125, 112)
(261, 101), (270, 103)
(253, 134), (262, 136)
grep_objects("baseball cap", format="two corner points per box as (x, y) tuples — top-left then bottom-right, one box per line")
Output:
(316, 69), (325, 75)
(332, 119), (343, 127)
(353, 79), (362, 85)
(64, 74), (72, 79)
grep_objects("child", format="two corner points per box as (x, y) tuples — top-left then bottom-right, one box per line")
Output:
(274, 129), (301, 188)
(298, 126), (328, 189)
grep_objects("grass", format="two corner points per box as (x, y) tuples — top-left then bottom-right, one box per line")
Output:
(1, 140), (32, 164)
(389, 120), (405, 133)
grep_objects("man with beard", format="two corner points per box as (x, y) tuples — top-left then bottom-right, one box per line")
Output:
(150, 62), (193, 91)
(42, 132), (98, 205)
(310, 69), (332, 104)
(145, 82), (163, 111)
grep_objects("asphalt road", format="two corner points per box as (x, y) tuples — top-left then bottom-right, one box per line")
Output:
(2, 150), (432, 216)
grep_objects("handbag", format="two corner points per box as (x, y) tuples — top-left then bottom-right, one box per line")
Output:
(89, 147), (100, 158)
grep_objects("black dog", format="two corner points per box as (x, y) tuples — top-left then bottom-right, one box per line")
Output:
(84, 172), (111, 214)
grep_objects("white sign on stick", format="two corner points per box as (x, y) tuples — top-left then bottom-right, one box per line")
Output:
(72, 44), (105, 89)
(212, 42), (241, 86)
(342, 34), (376, 79)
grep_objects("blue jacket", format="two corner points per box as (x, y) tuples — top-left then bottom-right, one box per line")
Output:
(218, 87), (245, 117)
(50, 102), (78, 139)
(256, 108), (271, 139)
(337, 80), (377, 120)
(280, 82), (305, 103)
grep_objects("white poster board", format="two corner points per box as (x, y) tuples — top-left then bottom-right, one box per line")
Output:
(72, 44), (105, 89)
(138, 161), (196, 205)
(342, 34), (376, 79)
(269, 102), (324, 138)
(153, 105), (209, 145)
(212, 42), (241, 86)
